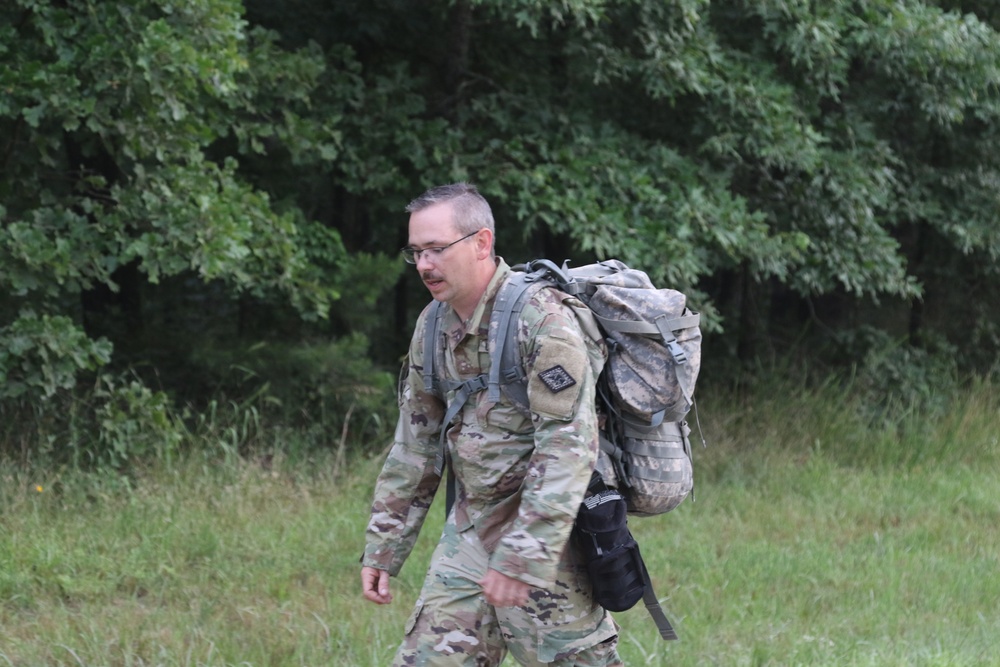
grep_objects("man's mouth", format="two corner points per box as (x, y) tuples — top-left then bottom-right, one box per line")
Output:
(422, 273), (445, 291)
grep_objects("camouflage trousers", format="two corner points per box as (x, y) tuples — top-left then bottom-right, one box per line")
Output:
(392, 517), (622, 666)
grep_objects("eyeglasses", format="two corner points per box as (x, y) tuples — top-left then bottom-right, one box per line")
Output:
(400, 230), (479, 264)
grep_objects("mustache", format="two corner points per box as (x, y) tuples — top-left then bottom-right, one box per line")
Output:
(421, 271), (443, 282)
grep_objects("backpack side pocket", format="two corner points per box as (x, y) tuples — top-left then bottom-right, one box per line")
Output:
(572, 488), (646, 612)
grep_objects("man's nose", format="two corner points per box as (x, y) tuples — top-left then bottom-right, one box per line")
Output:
(415, 251), (434, 271)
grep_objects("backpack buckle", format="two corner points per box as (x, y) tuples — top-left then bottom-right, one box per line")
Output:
(666, 339), (688, 365)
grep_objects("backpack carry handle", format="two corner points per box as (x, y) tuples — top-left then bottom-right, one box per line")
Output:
(524, 259), (570, 288)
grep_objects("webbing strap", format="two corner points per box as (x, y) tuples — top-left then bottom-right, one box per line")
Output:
(439, 373), (490, 517)
(598, 433), (629, 489)
(591, 312), (700, 337)
(433, 374), (488, 476)
(624, 430), (683, 444)
(424, 268), (551, 500)
(423, 300), (488, 477)
(591, 312), (658, 335)
(422, 301), (445, 394)
(624, 463), (688, 483)
(637, 546), (678, 641)
(643, 584), (679, 641)
(491, 265), (560, 413)
(616, 409), (666, 432)
(623, 420), (684, 439)
(595, 306), (699, 420)
(423, 301), (447, 476)
(599, 558), (645, 581)
(656, 311), (699, 414)
(487, 272), (540, 403)
(675, 362), (695, 420)
(655, 314), (689, 365)
(623, 440), (687, 458)
(659, 313), (701, 332)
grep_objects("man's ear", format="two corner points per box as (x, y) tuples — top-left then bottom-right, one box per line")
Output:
(475, 228), (494, 259)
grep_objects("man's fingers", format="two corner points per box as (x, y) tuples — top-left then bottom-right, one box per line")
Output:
(361, 567), (393, 604)
(479, 569), (530, 607)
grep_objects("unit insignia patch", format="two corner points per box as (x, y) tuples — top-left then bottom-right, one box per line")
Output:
(538, 365), (577, 393)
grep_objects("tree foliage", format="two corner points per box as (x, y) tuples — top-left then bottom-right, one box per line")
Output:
(2, 0), (999, 457)
(1, 0), (398, 404)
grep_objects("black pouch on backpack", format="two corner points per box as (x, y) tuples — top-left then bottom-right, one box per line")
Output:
(572, 486), (647, 612)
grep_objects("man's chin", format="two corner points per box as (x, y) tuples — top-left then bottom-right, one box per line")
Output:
(424, 280), (448, 299)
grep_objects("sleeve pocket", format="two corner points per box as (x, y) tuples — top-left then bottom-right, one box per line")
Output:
(527, 335), (589, 421)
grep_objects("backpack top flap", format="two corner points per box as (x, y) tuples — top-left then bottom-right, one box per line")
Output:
(427, 257), (702, 434)
(564, 262), (702, 425)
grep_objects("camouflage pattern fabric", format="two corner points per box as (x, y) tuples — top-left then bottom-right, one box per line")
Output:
(393, 512), (622, 666)
(364, 259), (619, 664)
(575, 260), (700, 425)
(480, 259), (698, 520)
(617, 420), (693, 517)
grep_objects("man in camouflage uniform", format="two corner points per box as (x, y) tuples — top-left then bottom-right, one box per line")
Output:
(361, 183), (623, 666)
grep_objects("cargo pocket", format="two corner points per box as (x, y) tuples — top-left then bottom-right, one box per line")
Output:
(403, 597), (425, 635)
(536, 608), (618, 663)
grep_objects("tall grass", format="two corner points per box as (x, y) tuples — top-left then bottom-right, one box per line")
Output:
(1, 376), (998, 665)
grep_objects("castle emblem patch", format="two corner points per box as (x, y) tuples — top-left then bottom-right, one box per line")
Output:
(538, 365), (577, 393)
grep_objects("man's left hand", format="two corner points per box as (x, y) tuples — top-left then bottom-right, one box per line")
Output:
(479, 568), (531, 607)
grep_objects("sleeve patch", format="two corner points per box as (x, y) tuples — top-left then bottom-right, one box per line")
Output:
(538, 365), (577, 393)
(528, 336), (588, 420)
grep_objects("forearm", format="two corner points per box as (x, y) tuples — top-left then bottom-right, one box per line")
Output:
(488, 414), (598, 587)
(488, 299), (604, 587)
(363, 422), (443, 574)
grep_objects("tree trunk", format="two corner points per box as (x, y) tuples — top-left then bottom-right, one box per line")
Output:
(907, 221), (928, 347)
(442, 0), (472, 120)
(736, 260), (758, 364)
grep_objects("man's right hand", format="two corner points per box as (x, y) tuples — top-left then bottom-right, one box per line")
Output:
(361, 566), (393, 604)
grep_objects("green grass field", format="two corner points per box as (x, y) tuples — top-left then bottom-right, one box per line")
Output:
(2, 378), (998, 666)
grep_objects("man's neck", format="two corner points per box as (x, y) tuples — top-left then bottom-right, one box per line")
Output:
(451, 258), (500, 321)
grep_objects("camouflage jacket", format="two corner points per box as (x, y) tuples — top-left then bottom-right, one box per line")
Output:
(363, 259), (606, 588)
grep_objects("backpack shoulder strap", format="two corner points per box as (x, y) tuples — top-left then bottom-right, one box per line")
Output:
(421, 300), (488, 476)
(488, 264), (560, 411)
(424, 263), (571, 507)
(423, 271), (544, 514)
(422, 300), (445, 396)
(486, 271), (532, 403)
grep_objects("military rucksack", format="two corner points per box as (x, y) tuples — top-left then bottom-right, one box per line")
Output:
(421, 258), (703, 640)
(424, 259), (700, 511)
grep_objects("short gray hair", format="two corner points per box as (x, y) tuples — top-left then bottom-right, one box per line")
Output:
(406, 182), (495, 239)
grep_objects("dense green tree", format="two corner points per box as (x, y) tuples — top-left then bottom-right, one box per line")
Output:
(0, 0), (399, 402)
(2, 0), (999, 458)
(239, 0), (1000, 369)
